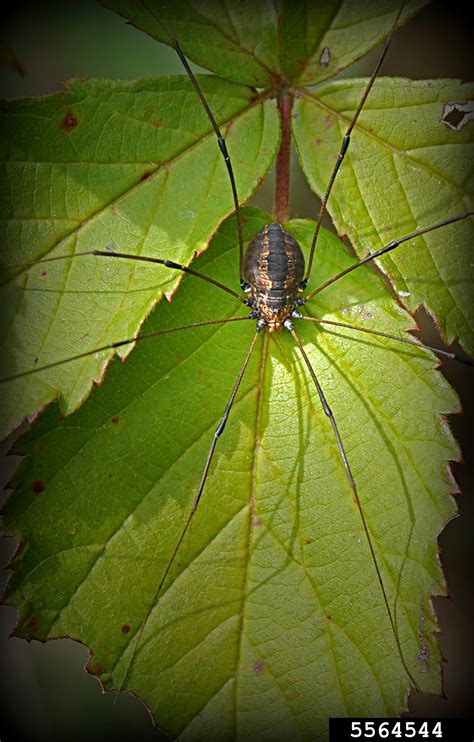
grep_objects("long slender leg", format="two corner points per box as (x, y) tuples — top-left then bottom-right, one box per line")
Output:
(116, 327), (261, 692)
(140, 0), (246, 285)
(287, 320), (420, 691)
(302, 1), (407, 288)
(303, 212), (473, 303)
(300, 316), (474, 366)
(0, 316), (253, 383)
(2, 249), (244, 303)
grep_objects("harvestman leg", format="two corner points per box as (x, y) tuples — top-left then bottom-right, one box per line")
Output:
(300, 317), (474, 366)
(302, 214), (474, 304)
(139, 0), (247, 285)
(3, 0), (249, 291)
(0, 316), (253, 383)
(299, 0), (472, 296)
(1, 248), (251, 383)
(3, 249), (244, 304)
(299, 215), (473, 368)
(116, 327), (262, 691)
(296, 48), (473, 614)
(301, 0), (407, 288)
(287, 320), (421, 691)
(296, 216), (473, 684)
(1, 0), (254, 382)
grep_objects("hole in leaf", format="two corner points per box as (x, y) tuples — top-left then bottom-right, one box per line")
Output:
(441, 101), (474, 131)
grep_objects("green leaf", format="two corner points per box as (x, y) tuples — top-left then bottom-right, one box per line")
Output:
(101, 0), (429, 86)
(293, 77), (474, 354)
(4, 212), (459, 738)
(279, 0), (429, 85)
(0, 75), (279, 438)
(100, 0), (282, 86)
(1, 5), (471, 738)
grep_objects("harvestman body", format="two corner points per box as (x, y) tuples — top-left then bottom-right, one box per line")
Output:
(2, 0), (473, 708)
(244, 223), (305, 332)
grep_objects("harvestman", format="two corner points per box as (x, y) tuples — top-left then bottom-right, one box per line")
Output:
(2, 0), (473, 708)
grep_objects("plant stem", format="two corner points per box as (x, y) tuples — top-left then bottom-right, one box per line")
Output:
(274, 91), (293, 223)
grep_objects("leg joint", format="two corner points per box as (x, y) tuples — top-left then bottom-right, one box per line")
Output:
(215, 416), (227, 438)
(218, 137), (229, 159)
(341, 134), (351, 157)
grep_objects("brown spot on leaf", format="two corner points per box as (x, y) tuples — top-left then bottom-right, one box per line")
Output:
(326, 614), (332, 621)
(40, 269), (49, 278)
(111, 415), (120, 426)
(28, 615), (38, 633)
(339, 234), (352, 250)
(60, 111), (78, 131)
(121, 624), (131, 634)
(140, 171), (152, 182)
(252, 659), (265, 674)
(32, 480), (45, 494)
(318, 47), (330, 68)
(324, 113), (333, 129)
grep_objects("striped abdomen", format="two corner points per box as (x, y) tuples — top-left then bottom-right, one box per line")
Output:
(243, 223), (305, 332)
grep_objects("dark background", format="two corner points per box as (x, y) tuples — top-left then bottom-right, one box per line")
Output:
(1, 2), (473, 740)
